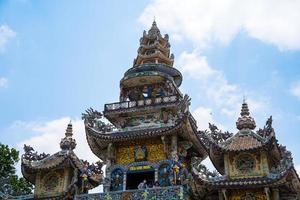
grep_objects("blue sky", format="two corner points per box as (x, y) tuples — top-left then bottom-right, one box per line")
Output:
(0, 0), (300, 179)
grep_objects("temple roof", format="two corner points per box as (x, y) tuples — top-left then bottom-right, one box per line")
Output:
(221, 129), (267, 152)
(192, 146), (300, 196)
(84, 97), (207, 161)
(21, 123), (103, 189)
(22, 150), (83, 172)
(193, 167), (300, 190)
(199, 102), (282, 174)
(212, 102), (275, 153)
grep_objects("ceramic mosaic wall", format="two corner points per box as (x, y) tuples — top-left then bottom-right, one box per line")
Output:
(75, 185), (189, 200)
(225, 152), (269, 179)
(116, 142), (166, 165)
(35, 169), (66, 198)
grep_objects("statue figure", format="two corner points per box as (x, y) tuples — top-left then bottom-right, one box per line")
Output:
(23, 145), (49, 161)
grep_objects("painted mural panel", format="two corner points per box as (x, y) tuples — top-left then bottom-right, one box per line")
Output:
(116, 142), (165, 165)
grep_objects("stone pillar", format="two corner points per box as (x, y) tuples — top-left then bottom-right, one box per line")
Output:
(264, 187), (270, 200)
(222, 189), (228, 200)
(104, 143), (113, 192)
(123, 172), (127, 191)
(155, 168), (159, 182)
(272, 188), (280, 200)
(218, 190), (224, 200)
(161, 136), (167, 157)
(171, 135), (178, 161)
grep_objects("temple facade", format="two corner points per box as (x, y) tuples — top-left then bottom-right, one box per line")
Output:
(80, 21), (206, 199)
(20, 22), (300, 200)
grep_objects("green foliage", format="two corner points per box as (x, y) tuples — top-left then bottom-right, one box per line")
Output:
(0, 143), (19, 178)
(0, 143), (33, 196)
(10, 175), (33, 196)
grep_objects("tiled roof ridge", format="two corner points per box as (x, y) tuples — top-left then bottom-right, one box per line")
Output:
(87, 118), (183, 141)
(22, 150), (82, 170)
(192, 164), (295, 188)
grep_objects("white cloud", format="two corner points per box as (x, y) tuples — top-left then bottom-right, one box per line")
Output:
(290, 81), (300, 100)
(178, 51), (265, 119)
(193, 107), (214, 130)
(0, 77), (8, 88)
(140, 0), (300, 50)
(17, 117), (98, 162)
(178, 51), (216, 80)
(0, 25), (16, 53)
(192, 106), (226, 130)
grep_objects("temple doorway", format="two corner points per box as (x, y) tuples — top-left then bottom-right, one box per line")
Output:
(126, 170), (155, 190)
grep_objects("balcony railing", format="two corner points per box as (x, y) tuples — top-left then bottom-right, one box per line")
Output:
(75, 185), (187, 200)
(104, 95), (178, 112)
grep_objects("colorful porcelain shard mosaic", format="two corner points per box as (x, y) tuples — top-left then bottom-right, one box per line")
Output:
(16, 21), (300, 200)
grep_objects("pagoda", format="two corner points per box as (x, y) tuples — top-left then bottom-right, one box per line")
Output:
(21, 123), (103, 199)
(194, 102), (300, 199)
(80, 21), (207, 199)
(18, 21), (300, 200)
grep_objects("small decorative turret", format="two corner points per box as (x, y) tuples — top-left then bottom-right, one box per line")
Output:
(60, 122), (77, 150)
(236, 101), (256, 130)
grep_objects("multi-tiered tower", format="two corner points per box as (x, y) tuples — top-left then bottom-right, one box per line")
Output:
(82, 21), (207, 199)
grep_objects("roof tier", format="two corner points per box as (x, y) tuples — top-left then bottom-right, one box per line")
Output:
(84, 100), (207, 161)
(21, 123), (103, 192)
(199, 102), (282, 174)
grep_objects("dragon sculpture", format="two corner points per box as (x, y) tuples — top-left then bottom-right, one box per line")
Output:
(22, 145), (49, 161)
(82, 107), (114, 133)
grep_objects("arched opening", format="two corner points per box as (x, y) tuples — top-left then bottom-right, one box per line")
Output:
(126, 165), (155, 190)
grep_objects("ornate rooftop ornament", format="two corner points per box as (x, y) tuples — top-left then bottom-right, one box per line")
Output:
(148, 20), (161, 39)
(192, 157), (220, 180)
(236, 101), (256, 130)
(198, 123), (233, 148)
(257, 115), (275, 138)
(82, 107), (114, 133)
(178, 94), (191, 117)
(60, 122), (77, 151)
(22, 144), (49, 161)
